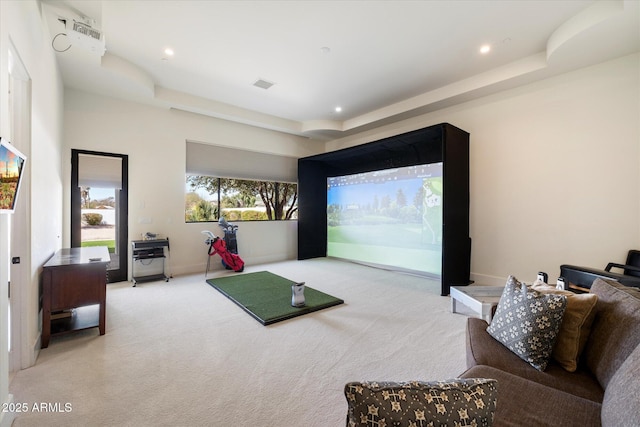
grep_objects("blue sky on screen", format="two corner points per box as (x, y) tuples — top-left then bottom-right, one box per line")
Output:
(327, 179), (424, 206)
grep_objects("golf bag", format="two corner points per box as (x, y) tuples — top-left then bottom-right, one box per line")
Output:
(208, 236), (244, 272)
(218, 218), (239, 254)
(218, 218), (239, 270)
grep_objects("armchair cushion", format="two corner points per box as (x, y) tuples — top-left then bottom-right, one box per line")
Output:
(344, 378), (497, 427)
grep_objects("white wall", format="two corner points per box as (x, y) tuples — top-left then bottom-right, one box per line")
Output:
(328, 54), (640, 285)
(64, 54), (640, 285)
(0, 0), (65, 425)
(62, 91), (322, 277)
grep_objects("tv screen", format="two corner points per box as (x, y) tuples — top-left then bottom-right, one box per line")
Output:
(0, 137), (27, 213)
(327, 162), (443, 276)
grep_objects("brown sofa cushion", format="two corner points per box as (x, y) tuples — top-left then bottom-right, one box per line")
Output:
(344, 379), (497, 427)
(583, 278), (640, 389)
(466, 317), (604, 402)
(531, 283), (598, 372)
(460, 365), (602, 427)
(601, 343), (640, 426)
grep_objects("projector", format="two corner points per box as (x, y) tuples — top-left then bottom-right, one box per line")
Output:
(65, 18), (106, 56)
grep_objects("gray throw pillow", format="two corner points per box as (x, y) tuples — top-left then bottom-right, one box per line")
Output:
(344, 378), (497, 427)
(487, 276), (567, 371)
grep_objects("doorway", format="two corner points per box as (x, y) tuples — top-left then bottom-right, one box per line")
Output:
(7, 40), (32, 374)
(71, 150), (128, 283)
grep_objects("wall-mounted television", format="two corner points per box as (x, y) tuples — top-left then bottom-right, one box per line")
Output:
(327, 163), (443, 277)
(0, 137), (27, 214)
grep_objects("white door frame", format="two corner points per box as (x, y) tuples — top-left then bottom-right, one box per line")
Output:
(7, 41), (32, 374)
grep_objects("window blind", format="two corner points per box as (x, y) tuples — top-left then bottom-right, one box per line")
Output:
(78, 153), (122, 188)
(185, 141), (298, 183)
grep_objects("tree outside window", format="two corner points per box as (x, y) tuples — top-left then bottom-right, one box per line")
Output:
(185, 176), (298, 222)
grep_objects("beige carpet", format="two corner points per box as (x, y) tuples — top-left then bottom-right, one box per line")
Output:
(10, 258), (470, 426)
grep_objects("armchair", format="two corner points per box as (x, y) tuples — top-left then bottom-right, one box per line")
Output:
(605, 249), (640, 277)
(561, 249), (640, 292)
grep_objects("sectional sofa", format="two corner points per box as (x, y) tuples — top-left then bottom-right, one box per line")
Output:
(345, 278), (640, 426)
(463, 277), (639, 426)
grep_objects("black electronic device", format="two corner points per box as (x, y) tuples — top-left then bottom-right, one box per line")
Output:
(133, 247), (165, 259)
(131, 238), (170, 285)
(556, 277), (567, 291)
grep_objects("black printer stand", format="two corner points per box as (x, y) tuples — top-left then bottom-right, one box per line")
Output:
(131, 238), (170, 285)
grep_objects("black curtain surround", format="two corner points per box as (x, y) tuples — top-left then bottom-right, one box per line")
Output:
(297, 123), (470, 296)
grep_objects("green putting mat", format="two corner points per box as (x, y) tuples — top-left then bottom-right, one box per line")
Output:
(206, 271), (344, 325)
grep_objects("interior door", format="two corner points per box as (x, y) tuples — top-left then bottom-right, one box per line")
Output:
(71, 150), (128, 283)
(7, 41), (31, 373)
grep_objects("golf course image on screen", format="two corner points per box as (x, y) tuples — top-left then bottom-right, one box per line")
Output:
(326, 163), (443, 276)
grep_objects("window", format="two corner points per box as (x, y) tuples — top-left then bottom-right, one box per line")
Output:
(185, 141), (298, 222)
(185, 176), (297, 222)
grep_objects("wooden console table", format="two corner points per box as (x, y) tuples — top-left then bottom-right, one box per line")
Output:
(41, 246), (109, 348)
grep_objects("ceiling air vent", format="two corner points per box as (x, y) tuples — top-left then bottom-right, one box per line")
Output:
(253, 79), (275, 90)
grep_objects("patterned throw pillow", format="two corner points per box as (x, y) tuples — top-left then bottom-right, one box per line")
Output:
(487, 276), (567, 371)
(531, 283), (598, 372)
(344, 378), (497, 427)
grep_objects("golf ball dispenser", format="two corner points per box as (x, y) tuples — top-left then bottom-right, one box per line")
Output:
(291, 282), (306, 307)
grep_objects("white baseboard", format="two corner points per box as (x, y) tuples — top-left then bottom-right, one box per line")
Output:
(27, 333), (41, 368)
(171, 254), (297, 278)
(470, 272), (508, 286)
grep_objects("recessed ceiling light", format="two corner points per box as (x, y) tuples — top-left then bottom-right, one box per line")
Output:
(480, 44), (491, 54)
(335, 106), (342, 113)
(164, 48), (174, 56)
